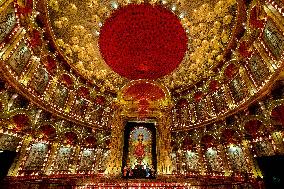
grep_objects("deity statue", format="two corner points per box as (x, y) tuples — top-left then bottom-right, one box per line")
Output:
(134, 133), (146, 164)
(127, 126), (152, 172)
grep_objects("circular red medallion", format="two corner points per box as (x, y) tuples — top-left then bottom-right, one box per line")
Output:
(99, 4), (188, 80)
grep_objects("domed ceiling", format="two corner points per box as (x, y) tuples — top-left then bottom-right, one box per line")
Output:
(47, 0), (239, 92)
(1, 0), (284, 129)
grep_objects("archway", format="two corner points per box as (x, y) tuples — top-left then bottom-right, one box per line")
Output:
(122, 121), (157, 179)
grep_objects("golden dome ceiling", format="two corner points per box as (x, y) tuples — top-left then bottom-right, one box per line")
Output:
(1, 0), (284, 129)
(47, 0), (239, 92)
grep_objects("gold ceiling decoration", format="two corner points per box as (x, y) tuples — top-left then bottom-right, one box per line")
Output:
(47, 0), (238, 92)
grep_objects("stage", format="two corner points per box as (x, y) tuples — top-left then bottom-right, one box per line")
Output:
(1, 174), (262, 189)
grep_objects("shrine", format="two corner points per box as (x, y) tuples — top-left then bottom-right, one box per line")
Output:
(0, 0), (284, 188)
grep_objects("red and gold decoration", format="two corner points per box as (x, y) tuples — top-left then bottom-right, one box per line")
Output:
(117, 80), (172, 118)
(0, 0), (284, 188)
(99, 3), (187, 80)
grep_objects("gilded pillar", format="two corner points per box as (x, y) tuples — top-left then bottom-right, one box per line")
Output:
(104, 108), (124, 177)
(8, 135), (32, 176)
(156, 111), (173, 175)
(44, 141), (59, 175)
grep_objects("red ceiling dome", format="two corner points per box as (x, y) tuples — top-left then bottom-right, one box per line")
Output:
(99, 4), (188, 80)
(122, 81), (166, 101)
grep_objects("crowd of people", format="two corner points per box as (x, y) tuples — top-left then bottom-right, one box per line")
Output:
(123, 163), (156, 179)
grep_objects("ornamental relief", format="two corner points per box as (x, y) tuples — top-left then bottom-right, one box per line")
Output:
(263, 19), (284, 60)
(247, 54), (270, 86)
(0, 133), (20, 151)
(0, 2), (16, 43)
(30, 65), (49, 94)
(7, 42), (31, 75)
(229, 76), (247, 103)
(23, 142), (49, 171)
(0, 0), (284, 130)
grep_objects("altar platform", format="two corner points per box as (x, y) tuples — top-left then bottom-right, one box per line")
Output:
(1, 174), (263, 189)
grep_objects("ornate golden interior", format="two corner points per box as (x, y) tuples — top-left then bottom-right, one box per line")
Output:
(1, 0), (284, 188)
(47, 0), (239, 92)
